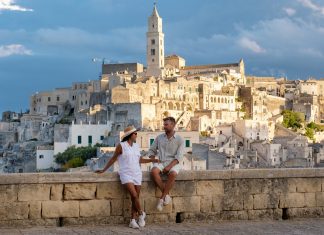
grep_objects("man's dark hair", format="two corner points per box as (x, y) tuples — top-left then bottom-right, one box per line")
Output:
(163, 116), (176, 124)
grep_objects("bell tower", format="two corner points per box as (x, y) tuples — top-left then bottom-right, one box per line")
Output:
(146, 3), (164, 77)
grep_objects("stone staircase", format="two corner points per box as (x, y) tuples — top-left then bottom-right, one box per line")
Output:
(176, 111), (193, 130)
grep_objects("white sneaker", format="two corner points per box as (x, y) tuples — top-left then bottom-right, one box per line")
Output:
(138, 211), (146, 227)
(163, 194), (171, 205)
(156, 199), (164, 211)
(129, 219), (140, 229)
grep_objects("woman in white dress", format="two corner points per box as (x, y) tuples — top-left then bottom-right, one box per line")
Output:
(96, 125), (159, 229)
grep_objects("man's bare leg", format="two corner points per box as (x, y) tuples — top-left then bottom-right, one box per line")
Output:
(161, 171), (176, 199)
(151, 167), (165, 192)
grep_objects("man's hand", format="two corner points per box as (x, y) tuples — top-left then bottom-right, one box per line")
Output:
(95, 170), (105, 174)
(162, 165), (171, 174)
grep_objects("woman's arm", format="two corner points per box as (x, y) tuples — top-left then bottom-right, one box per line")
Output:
(95, 144), (122, 173)
(139, 157), (160, 164)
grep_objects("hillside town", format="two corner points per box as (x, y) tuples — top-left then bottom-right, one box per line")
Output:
(1, 5), (324, 173)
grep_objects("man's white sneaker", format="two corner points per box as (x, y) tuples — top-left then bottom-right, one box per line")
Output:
(156, 198), (164, 211)
(138, 211), (146, 227)
(129, 219), (140, 229)
(163, 194), (171, 205)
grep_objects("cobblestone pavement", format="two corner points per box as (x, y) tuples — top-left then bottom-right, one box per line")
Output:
(1, 219), (324, 235)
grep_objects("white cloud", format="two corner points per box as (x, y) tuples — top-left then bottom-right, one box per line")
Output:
(0, 0), (33, 12)
(238, 37), (266, 53)
(298, 0), (324, 16)
(0, 44), (32, 57)
(283, 7), (296, 16)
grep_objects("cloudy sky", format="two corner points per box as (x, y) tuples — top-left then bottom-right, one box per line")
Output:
(1, 0), (324, 113)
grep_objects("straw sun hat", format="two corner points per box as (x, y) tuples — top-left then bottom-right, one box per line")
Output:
(121, 125), (140, 141)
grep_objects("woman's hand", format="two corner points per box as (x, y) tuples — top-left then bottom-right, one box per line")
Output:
(95, 169), (105, 174)
(152, 158), (160, 163)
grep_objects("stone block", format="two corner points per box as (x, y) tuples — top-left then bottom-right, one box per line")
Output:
(42, 201), (79, 218)
(145, 213), (171, 223)
(0, 202), (29, 220)
(253, 194), (268, 209)
(50, 184), (63, 201)
(253, 194), (279, 210)
(200, 196), (212, 213)
(0, 185), (18, 202)
(156, 181), (196, 197)
(172, 196), (200, 213)
(263, 178), (290, 195)
(291, 178), (322, 193)
(144, 197), (172, 214)
(315, 192), (324, 207)
(80, 200), (110, 217)
(18, 184), (50, 202)
(288, 207), (324, 218)
(212, 195), (223, 212)
(279, 193), (305, 208)
(248, 209), (273, 220)
(197, 180), (224, 196)
(111, 199), (123, 216)
(62, 216), (125, 226)
(140, 181), (157, 198)
(97, 182), (126, 199)
(273, 209), (282, 220)
(243, 195), (253, 210)
(305, 193), (316, 207)
(123, 198), (144, 216)
(29, 201), (41, 219)
(64, 183), (96, 200)
(221, 210), (248, 220)
(223, 195), (243, 211)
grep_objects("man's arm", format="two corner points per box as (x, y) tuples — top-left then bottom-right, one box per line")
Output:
(148, 137), (158, 159)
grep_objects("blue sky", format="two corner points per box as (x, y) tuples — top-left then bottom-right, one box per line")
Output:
(1, 0), (324, 113)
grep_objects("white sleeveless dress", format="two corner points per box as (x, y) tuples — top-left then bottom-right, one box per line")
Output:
(118, 141), (142, 185)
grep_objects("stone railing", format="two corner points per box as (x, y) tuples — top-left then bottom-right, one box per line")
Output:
(1, 168), (324, 227)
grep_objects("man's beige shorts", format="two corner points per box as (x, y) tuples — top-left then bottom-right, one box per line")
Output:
(152, 162), (181, 174)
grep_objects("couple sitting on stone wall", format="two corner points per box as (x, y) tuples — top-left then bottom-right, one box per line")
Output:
(96, 117), (184, 229)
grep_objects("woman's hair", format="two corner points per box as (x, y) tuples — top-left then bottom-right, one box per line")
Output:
(121, 134), (132, 142)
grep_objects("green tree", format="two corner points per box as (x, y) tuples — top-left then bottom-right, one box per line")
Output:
(55, 144), (103, 166)
(63, 157), (84, 169)
(305, 127), (315, 141)
(281, 110), (304, 130)
(307, 122), (324, 132)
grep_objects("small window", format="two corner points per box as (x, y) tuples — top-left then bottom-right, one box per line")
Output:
(185, 139), (191, 148)
(88, 136), (92, 145)
(150, 139), (155, 146)
(39, 155), (44, 159)
(100, 136), (104, 140)
(151, 49), (155, 56)
(78, 136), (82, 144)
(48, 97), (51, 102)
(151, 39), (155, 45)
(57, 96), (60, 101)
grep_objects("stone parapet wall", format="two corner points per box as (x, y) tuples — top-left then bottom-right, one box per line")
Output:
(1, 169), (324, 227)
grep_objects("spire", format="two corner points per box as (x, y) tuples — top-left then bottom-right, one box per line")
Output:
(152, 2), (160, 18)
